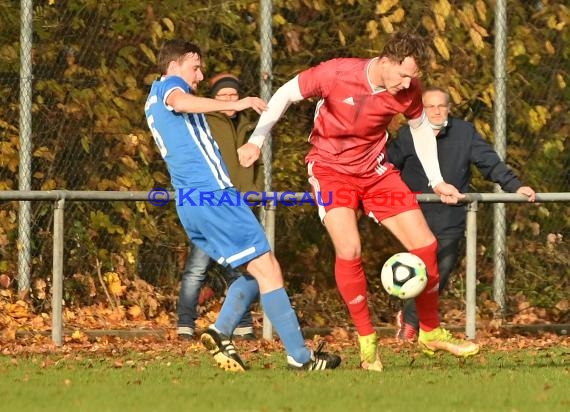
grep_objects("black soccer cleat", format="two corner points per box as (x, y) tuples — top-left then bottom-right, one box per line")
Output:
(287, 342), (341, 371)
(200, 328), (246, 372)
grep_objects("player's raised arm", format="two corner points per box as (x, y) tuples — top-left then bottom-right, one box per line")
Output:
(408, 113), (465, 204)
(248, 76), (304, 147)
(167, 89), (266, 115)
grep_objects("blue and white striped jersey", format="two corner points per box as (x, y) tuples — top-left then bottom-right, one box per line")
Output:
(144, 75), (233, 191)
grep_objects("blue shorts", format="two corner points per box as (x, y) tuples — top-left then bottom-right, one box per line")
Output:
(175, 187), (271, 268)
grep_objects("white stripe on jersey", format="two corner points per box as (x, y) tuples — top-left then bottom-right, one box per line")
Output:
(185, 113), (232, 190)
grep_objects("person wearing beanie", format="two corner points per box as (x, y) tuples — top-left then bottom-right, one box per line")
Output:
(176, 72), (264, 341)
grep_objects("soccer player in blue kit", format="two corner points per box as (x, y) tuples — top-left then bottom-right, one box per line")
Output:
(144, 40), (340, 372)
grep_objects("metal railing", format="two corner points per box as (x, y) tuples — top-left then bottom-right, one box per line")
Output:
(1, 190), (568, 345)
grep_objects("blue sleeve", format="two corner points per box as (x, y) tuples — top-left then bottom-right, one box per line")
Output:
(158, 76), (191, 109)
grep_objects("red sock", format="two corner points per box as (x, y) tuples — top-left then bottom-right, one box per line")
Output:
(410, 241), (440, 331)
(335, 257), (374, 336)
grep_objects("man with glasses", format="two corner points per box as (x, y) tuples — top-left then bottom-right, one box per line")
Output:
(388, 86), (536, 340)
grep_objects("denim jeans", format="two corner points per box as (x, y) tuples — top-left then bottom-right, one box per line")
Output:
(177, 244), (254, 330)
(402, 236), (463, 329)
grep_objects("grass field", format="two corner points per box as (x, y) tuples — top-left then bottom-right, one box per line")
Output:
(1, 335), (568, 412)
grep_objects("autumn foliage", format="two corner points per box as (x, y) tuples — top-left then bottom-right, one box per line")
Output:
(0, 1), (568, 339)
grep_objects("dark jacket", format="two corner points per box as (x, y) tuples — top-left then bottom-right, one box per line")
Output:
(388, 116), (522, 239)
(205, 111), (265, 193)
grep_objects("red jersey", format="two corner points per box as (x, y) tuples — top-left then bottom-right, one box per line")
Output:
(298, 58), (423, 176)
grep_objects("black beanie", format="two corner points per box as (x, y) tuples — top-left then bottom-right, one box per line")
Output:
(209, 73), (241, 97)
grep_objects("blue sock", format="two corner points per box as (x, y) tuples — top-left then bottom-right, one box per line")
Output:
(214, 274), (259, 336)
(261, 288), (311, 364)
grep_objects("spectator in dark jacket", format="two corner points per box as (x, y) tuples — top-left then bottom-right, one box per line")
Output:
(388, 86), (536, 340)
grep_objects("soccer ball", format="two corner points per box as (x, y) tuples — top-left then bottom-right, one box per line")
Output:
(380, 252), (428, 299)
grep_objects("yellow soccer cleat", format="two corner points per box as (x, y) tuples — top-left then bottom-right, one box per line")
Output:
(201, 327), (246, 372)
(418, 327), (480, 358)
(358, 332), (384, 371)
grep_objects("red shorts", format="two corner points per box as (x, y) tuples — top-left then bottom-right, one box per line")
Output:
(307, 161), (420, 222)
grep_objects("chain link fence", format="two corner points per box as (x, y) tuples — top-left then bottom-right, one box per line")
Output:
(0, 1), (568, 327)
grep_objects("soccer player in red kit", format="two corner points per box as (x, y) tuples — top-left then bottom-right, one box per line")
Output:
(239, 31), (480, 371)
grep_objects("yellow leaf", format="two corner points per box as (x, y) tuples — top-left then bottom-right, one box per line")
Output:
(448, 86), (462, 105)
(388, 7), (405, 23)
(366, 20), (379, 40)
(33, 146), (55, 162)
(511, 40), (526, 57)
(433, 0), (451, 17)
(475, 0), (487, 21)
(126, 252), (136, 265)
(40, 179), (57, 191)
(139, 43), (156, 64)
(556, 74), (566, 89)
(35, 279), (47, 300)
(272, 14), (286, 26)
(528, 105), (550, 132)
(151, 21), (163, 38)
(478, 85), (495, 109)
(7, 300), (29, 319)
(0, 328), (16, 341)
(338, 30), (346, 47)
(547, 15), (565, 31)
(71, 330), (84, 342)
(435, 13), (446, 31)
(529, 54), (541, 65)
(117, 175), (134, 189)
(433, 36), (450, 60)
(469, 28), (484, 50)
(0, 45), (18, 62)
(472, 22), (488, 37)
(127, 305), (143, 320)
(474, 119), (492, 139)
(113, 97), (130, 112)
(376, 0), (398, 15)
(120, 155), (138, 170)
(144, 73), (159, 85)
(162, 17), (175, 32)
(462, 4), (476, 26)
(544, 40), (555, 55)
(380, 16), (394, 33)
(421, 16), (436, 32)
(123, 89), (144, 103)
(456, 9), (472, 29)
(105, 272), (125, 296)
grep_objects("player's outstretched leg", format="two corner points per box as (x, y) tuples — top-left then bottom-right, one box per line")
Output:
(358, 332), (384, 371)
(287, 342), (341, 371)
(418, 327), (480, 357)
(200, 327), (246, 372)
(262, 288), (341, 371)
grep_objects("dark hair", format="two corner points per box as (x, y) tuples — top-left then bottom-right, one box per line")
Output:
(157, 40), (202, 74)
(380, 31), (432, 74)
